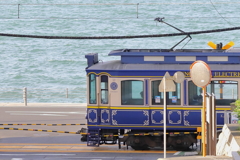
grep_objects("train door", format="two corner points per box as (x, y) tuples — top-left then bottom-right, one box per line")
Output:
(88, 74), (109, 106)
(99, 75), (110, 125)
(87, 73), (99, 125)
(100, 75), (109, 105)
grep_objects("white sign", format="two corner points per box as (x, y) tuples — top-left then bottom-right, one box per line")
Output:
(155, 96), (161, 103)
(159, 72), (176, 92)
(231, 112), (239, 124)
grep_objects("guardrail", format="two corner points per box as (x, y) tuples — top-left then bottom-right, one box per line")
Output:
(0, 87), (86, 105)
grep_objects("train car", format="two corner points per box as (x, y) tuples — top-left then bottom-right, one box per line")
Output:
(81, 42), (239, 150)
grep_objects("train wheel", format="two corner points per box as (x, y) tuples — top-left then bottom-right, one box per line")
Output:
(129, 136), (149, 150)
(131, 145), (149, 150)
(80, 135), (87, 142)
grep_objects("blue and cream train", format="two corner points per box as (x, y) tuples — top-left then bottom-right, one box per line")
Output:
(82, 44), (239, 150)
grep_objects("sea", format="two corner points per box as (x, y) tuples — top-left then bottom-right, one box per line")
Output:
(0, 0), (240, 103)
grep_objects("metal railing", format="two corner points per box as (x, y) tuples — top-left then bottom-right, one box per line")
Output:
(0, 87), (86, 105)
(0, 3), (240, 20)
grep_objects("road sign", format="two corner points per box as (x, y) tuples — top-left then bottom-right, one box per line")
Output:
(159, 72), (176, 92)
(158, 71), (185, 159)
(190, 60), (211, 157)
(173, 71), (185, 83)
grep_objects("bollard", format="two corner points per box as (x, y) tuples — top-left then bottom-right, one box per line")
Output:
(18, 4), (20, 19)
(136, 3), (139, 18)
(66, 88), (68, 98)
(23, 87), (27, 106)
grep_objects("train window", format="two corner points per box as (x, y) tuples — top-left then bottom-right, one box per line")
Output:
(101, 75), (108, 104)
(188, 80), (238, 106)
(188, 81), (202, 105)
(121, 80), (144, 105)
(89, 74), (96, 104)
(151, 80), (181, 105)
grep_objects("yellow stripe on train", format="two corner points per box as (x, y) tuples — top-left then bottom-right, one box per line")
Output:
(87, 106), (230, 110)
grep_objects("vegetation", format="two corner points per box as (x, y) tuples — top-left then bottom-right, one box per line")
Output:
(234, 99), (240, 118)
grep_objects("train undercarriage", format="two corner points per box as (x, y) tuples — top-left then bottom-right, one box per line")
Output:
(80, 128), (198, 151)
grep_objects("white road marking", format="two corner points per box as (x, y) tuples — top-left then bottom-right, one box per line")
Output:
(9, 113), (67, 116)
(173, 151), (181, 155)
(33, 133), (50, 136)
(0, 154), (76, 156)
(63, 158), (131, 159)
(184, 151), (198, 156)
(173, 151), (198, 156)
(11, 158), (23, 160)
(6, 111), (85, 114)
(56, 157), (112, 160)
(5, 111), (86, 116)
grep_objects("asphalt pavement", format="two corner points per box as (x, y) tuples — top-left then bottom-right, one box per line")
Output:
(0, 103), (234, 160)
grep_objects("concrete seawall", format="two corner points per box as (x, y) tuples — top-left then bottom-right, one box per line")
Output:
(0, 103), (87, 107)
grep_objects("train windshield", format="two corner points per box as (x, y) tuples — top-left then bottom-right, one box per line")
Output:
(188, 80), (238, 106)
(89, 74), (97, 104)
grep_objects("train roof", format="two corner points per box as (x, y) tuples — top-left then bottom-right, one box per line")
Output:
(87, 60), (240, 71)
(85, 47), (240, 68)
(108, 48), (240, 56)
(108, 47), (240, 55)
(109, 48), (240, 64)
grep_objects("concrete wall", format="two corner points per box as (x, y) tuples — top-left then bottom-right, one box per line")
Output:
(216, 124), (240, 157)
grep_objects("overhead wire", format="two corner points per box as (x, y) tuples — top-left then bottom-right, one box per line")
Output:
(0, 2), (238, 38)
(209, 0), (235, 27)
(0, 26), (239, 39)
(1, 17), (240, 20)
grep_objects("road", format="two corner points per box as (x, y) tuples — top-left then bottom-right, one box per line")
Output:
(0, 103), (233, 160)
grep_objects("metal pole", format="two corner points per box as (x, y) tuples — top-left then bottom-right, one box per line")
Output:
(209, 95), (213, 155)
(224, 110), (228, 124)
(219, 84), (223, 99)
(23, 87), (27, 106)
(212, 94), (217, 156)
(163, 77), (166, 159)
(206, 95), (209, 155)
(202, 87), (206, 157)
